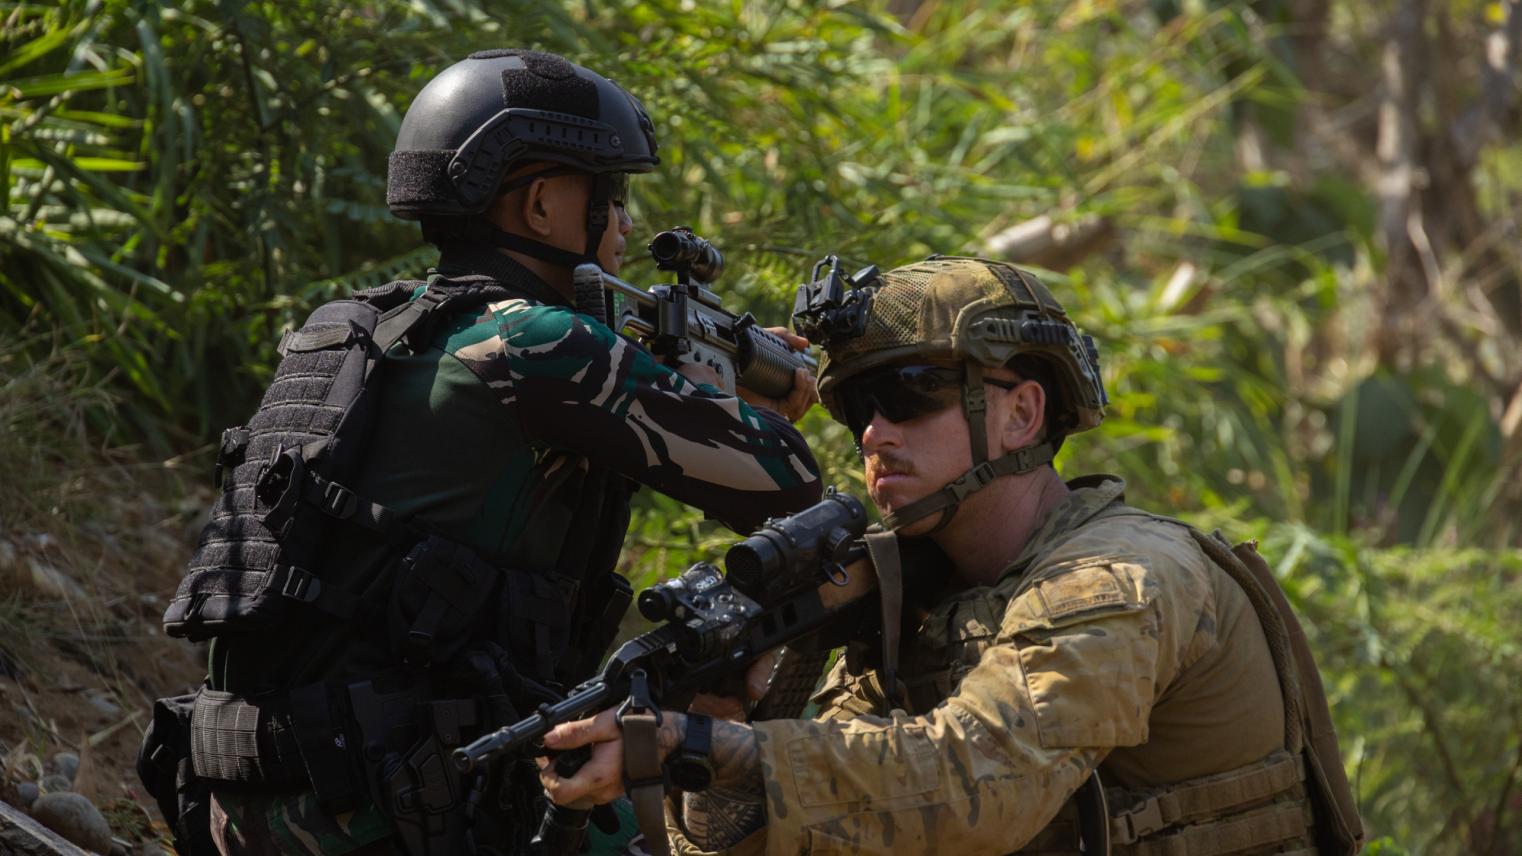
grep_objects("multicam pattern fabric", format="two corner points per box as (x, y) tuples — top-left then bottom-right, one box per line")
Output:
(669, 477), (1303, 855)
(814, 256), (1105, 435)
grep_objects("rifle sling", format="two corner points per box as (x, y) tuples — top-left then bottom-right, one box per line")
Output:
(621, 710), (670, 856)
(864, 531), (908, 708)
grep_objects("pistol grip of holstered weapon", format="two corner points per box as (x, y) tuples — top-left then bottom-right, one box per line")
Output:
(532, 745), (594, 855)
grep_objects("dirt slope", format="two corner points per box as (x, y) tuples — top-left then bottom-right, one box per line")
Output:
(0, 442), (210, 853)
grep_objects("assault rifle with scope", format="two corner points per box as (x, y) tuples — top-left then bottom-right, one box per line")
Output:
(572, 227), (815, 398)
(453, 489), (880, 852)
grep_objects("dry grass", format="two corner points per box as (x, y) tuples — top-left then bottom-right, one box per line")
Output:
(0, 341), (208, 849)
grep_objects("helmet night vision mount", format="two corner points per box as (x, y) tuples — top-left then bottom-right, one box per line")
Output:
(791, 255), (881, 346)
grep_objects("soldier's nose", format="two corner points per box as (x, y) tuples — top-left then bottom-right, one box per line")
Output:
(859, 411), (899, 452)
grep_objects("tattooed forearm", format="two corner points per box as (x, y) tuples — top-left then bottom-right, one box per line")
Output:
(684, 786), (766, 850)
(710, 719), (765, 797)
(677, 718), (767, 850)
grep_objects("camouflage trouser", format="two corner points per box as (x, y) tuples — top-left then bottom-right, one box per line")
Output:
(209, 789), (648, 855)
(209, 790), (392, 855)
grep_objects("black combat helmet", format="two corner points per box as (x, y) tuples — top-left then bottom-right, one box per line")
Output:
(387, 49), (660, 266)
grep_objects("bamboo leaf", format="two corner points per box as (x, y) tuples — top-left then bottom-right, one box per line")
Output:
(4, 67), (136, 99)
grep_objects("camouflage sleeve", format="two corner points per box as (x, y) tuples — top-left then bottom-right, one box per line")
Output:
(463, 298), (822, 533)
(743, 557), (1177, 855)
(810, 651), (889, 721)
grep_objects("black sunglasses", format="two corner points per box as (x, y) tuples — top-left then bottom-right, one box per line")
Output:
(839, 365), (1018, 438)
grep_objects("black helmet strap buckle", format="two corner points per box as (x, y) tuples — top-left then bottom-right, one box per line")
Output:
(584, 172), (615, 261)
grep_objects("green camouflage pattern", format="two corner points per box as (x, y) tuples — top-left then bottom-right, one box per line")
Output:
(815, 256), (1105, 434)
(439, 287), (821, 536)
(208, 253), (821, 853)
(209, 790), (391, 855)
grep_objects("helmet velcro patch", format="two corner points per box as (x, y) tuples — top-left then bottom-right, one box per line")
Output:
(499, 54), (598, 118)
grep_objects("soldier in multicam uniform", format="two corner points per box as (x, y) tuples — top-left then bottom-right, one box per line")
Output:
(161, 50), (822, 856)
(540, 256), (1364, 855)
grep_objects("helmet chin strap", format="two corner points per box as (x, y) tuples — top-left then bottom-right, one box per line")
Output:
(426, 168), (616, 272)
(878, 361), (1055, 534)
(584, 173), (614, 261)
(867, 362), (1056, 711)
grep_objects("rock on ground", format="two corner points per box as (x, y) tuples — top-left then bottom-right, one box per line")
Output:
(28, 792), (112, 854)
(0, 798), (94, 855)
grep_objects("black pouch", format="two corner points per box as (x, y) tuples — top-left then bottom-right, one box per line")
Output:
(188, 688), (308, 787)
(388, 535), (500, 666)
(137, 690), (217, 856)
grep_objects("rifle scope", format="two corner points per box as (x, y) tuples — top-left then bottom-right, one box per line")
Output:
(649, 227), (724, 283)
(724, 489), (867, 600)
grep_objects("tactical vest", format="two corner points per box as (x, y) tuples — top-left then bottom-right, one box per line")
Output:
(165, 278), (434, 638)
(819, 510), (1362, 856)
(141, 275), (635, 856)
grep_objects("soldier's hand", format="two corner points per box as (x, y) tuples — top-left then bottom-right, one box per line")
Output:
(737, 329), (818, 423)
(689, 648), (780, 721)
(539, 708), (685, 808)
(539, 708), (627, 808)
(676, 360), (725, 390)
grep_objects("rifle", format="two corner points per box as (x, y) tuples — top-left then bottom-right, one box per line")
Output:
(572, 227), (815, 398)
(453, 489), (879, 851)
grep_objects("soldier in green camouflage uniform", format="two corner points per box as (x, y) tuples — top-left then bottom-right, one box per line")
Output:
(189, 50), (821, 856)
(540, 257), (1362, 856)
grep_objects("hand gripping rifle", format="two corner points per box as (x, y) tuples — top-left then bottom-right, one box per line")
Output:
(573, 227), (815, 397)
(453, 489), (877, 852)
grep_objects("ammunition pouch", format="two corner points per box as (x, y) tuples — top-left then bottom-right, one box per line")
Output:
(136, 691), (217, 856)
(389, 536), (500, 666)
(176, 638), (567, 856)
(189, 689), (309, 788)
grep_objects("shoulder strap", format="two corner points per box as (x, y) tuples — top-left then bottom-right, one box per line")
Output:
(864, 531), (909, 708)
(361, 277), (521, 358)
(1185, 528), (1364, 854)
(1185, 530), (1306, 754)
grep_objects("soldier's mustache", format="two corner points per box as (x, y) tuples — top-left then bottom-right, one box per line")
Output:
(868, 453), (915, 478)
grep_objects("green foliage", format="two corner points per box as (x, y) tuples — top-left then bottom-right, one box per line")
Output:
(1264, 525), (1522, 853)
(4, 1), (1521, 851)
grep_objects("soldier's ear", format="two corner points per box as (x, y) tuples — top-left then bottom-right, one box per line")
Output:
(997, 378), (1046, 454)
(520, 178), (555, 236)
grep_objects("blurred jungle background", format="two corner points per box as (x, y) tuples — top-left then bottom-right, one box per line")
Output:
(2, 0), (1520, 852)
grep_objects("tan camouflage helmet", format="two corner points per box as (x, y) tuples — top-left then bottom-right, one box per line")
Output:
(816, 255), (1107, 438)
